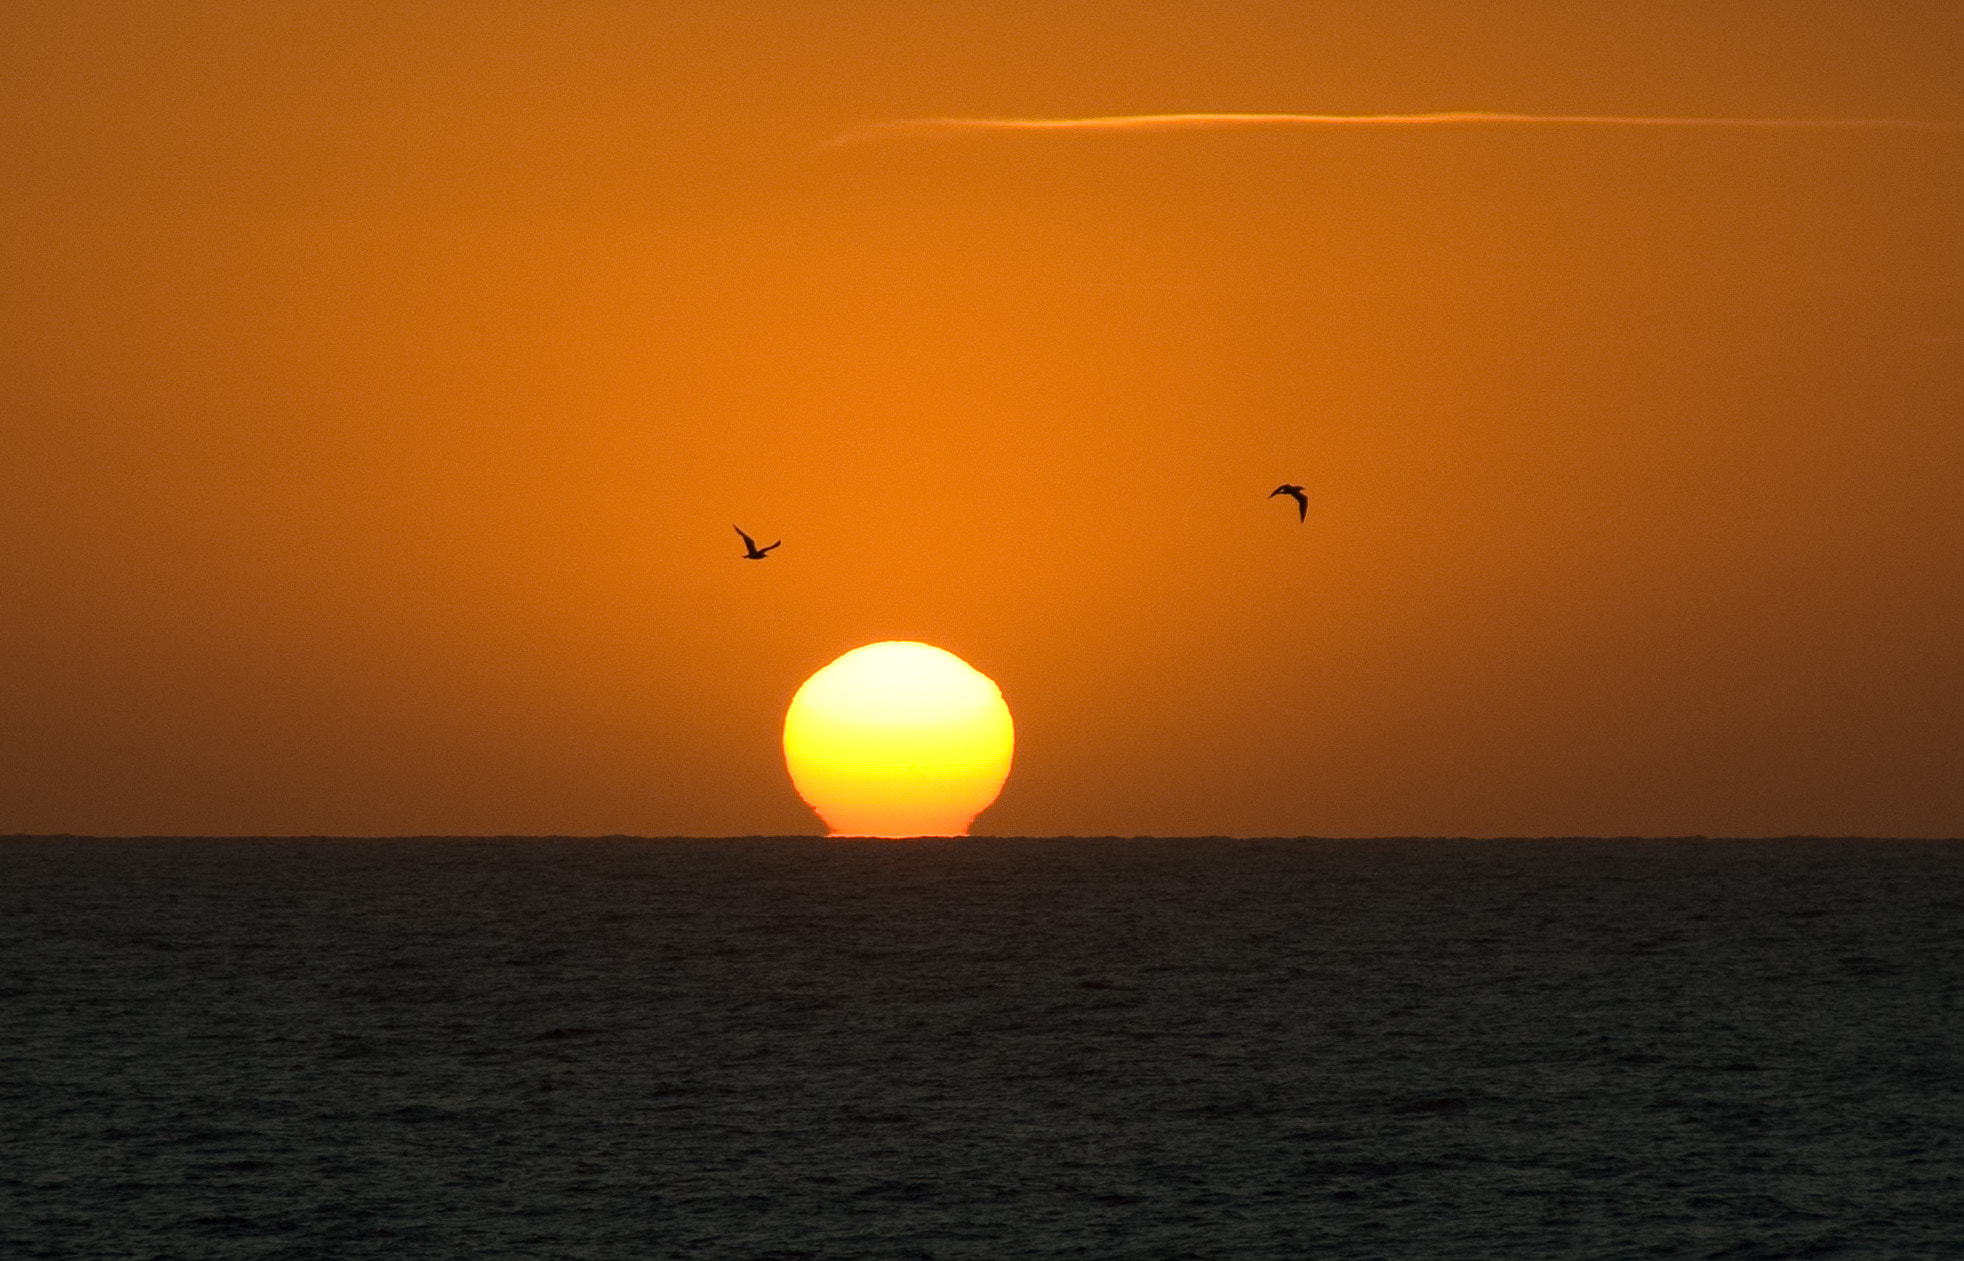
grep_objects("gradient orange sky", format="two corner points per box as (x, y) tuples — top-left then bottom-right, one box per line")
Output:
(4, 1), (1960, 836)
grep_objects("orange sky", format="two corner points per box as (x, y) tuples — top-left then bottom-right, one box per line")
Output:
(3, 1), (1961, 836)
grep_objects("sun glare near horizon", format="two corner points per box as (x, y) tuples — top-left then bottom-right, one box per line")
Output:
(783, 642), (1014, 837)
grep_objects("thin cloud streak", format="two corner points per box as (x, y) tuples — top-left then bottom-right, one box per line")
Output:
(825, 111), (1964, 148)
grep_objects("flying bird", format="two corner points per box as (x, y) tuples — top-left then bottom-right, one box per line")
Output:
(734, 525), (781, 560)
(1269, 484), (1308, 522)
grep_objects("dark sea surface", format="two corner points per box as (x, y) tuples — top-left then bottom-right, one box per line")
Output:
(2, 837), (1961, 1259)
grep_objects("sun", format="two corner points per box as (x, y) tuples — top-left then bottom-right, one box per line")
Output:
(783, 641), (1014, 837)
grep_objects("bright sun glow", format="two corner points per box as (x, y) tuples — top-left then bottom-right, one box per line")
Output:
(783, 641), (1014, 837)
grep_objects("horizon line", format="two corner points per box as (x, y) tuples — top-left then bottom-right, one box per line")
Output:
(823, 111), (1964, 149)
(3, 833), (1954, 842)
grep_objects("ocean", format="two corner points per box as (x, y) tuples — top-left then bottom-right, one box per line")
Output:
(3, 836), (1960, 1259)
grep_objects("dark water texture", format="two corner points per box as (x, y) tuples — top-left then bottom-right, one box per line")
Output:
(3, 837), (1961, 1259)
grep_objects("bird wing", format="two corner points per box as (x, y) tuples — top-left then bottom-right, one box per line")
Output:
(762, 541), (781, 553)
(1293, 491), (1308, 521)
(734, 524), (756, 551)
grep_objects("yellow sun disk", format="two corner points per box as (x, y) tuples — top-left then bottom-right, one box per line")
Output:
(783, 641), (1014, 837)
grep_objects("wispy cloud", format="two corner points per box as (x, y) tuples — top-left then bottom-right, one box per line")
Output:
(825, 111), (1964, 149)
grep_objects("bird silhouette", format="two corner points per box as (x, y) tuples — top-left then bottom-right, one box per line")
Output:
(1269, 484), (1308, 522)
(734, 525), (781, 559)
